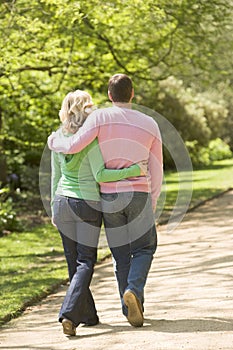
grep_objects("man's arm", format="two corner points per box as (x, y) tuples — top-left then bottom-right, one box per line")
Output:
(48, 113), (99, 154)
(148, 133), (163, 210)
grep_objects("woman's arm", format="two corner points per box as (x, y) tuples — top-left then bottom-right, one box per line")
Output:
(87, 139), (141, 183)
(51, 151), (62, 211)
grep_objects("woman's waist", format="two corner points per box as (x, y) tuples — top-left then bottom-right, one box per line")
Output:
(55, 184), (100, 202)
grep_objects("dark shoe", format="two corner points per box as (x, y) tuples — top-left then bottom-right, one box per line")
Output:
(62, 318), (76, 336)
(123, 290), (143, 327)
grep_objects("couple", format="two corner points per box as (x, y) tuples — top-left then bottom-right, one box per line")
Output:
(48, 74), (163, 336)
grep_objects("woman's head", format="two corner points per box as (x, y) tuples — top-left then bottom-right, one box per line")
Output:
(59, 90), (93, 134)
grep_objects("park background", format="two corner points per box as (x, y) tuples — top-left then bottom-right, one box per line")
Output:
(0, 0), (233, 326)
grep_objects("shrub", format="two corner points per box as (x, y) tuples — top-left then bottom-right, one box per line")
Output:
(0, 187), (21, 235)
(185, 140), (211, 167)
(185, 138), (232, 168)
(208, 138), (232, 161)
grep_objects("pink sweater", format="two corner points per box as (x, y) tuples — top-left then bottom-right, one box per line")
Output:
(48, 106), (163, 207)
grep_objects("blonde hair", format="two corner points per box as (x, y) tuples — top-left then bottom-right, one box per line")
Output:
(59, 90), (94, 134)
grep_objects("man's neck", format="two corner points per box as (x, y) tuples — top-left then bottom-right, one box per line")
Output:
(112, 102), (132, 109)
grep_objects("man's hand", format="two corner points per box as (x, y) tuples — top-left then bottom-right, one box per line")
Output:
(137, 160), (148, 176)
(47, 132), (56, 150)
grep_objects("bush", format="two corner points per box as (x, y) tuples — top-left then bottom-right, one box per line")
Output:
(0, 187), (21, 235)
(185, 138), (232, 168)
(20, 165), (39, 192)
(209, 138), (232, 161)
(185, 140), (211, 167)
(151, 77), (229, 147)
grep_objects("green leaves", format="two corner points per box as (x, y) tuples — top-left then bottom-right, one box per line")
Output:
(0, 0), (232, 174)
(1, 0), (232, 89)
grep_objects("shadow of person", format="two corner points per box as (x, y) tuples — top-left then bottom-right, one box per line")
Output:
(143, 317), (233, 333)
(64, 316), (233, 342)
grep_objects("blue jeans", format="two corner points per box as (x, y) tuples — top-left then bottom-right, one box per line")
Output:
(53, 195), (102, 326)
(101, 192), (157, 316)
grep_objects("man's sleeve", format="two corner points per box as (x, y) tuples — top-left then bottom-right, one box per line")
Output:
(148, 129), (163, 209)
(47, 113), (99, 154)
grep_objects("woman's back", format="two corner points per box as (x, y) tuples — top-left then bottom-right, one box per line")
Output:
(52, 138), (100, 202)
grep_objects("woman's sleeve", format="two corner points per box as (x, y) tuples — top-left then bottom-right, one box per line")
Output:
(88, 139), (141, 183)
(51, 151), (61, 213)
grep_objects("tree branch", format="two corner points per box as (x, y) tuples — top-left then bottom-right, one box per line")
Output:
(82, 16), (131, 74)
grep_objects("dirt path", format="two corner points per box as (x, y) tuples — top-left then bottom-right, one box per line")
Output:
(0, 190), (233, 350)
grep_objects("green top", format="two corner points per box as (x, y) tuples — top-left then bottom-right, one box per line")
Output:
(51, 137), (140, 207)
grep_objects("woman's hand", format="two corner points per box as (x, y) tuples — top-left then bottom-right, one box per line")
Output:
(137, 160), (148, 176)
(51, 217), (57, 228)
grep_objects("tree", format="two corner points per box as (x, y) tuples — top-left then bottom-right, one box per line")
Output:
(0, 0), (232, 180)
(154, 76), (228, 145)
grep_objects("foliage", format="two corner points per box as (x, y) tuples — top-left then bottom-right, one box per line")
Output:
(0, 187), (20, 234)
(185, 140), (210, 167)
(186, 138), (232, 167)
(0, 199), (19, 235)
(0, 0), (232, 178)
(214, 81), (233, 152)
(152, 76), (228, 146)
(208, 138), (232, 161)
(142, 76), (229, 167)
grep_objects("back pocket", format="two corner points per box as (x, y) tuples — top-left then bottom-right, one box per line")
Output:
(68, 198), (100, 222)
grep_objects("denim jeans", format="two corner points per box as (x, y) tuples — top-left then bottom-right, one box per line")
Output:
(101, 192), (157, 316)
(53, 195), (102, 326)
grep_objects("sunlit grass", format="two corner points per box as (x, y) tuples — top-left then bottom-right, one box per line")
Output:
(0, 225), (109, 326)
(0, 226), (67, 324)
(159, 158), (233, 215)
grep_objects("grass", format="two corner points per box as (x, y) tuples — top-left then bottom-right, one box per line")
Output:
(191, 159), (233, 204)
(0, 225), (109, 326)
(0, 158), (233, 326)
(0, 226), (67, 325)
(159, 159), (233, 216)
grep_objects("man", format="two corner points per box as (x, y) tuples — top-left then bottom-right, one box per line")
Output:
(48, 74), (163, 327)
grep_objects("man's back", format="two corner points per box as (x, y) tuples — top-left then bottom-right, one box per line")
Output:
(89, 106), (163, 202)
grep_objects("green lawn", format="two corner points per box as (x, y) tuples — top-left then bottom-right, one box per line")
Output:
(0, 224), (109, 326)
(191, 159), (233, 204)
(0, 226), (67, 324)
(0, 158), (233, 326)
(159, 159), (233, 216)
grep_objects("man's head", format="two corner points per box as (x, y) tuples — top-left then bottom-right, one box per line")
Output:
(108, 74), (134, 103)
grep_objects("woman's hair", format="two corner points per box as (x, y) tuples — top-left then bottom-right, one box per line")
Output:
(59, 90), (94, 134)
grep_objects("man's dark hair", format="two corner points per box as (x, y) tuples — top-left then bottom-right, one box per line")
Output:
(108, 74), (133, 103)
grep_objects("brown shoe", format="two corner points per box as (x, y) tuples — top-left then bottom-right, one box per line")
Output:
(62, 318), (76, 336)
(123, 290), (143, 327)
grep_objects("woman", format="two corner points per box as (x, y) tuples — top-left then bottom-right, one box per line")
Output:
(51, 90), (145, 336)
